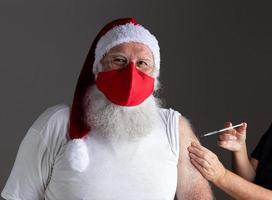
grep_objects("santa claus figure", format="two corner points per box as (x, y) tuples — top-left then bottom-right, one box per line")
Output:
(1, 18), (213, 200)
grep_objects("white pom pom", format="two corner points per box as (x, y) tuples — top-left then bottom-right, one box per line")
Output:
(65, 139), (89, 172)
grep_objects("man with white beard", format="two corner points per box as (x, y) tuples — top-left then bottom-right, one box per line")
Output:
(1, 18), (213, 200)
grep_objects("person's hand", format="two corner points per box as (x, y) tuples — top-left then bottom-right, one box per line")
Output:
(188, 142), (226, 184)
(217, 122), (247, 152)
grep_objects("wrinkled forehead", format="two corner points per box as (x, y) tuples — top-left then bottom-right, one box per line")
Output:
(103, 42), (154, 60)
(93, 22), (160, 77)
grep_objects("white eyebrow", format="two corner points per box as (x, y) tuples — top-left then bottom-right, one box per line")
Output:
(106, 52), (127, 57)
(105, 52), (153, 63)
(138, 57), (153, 62)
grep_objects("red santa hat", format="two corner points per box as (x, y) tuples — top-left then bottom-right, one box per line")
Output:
(66, 18), (160, 172)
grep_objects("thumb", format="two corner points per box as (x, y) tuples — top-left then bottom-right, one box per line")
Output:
(237, 122), (247, 135)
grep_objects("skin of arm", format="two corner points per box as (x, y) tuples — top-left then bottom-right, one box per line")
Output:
(188, 142), (272, 200)
(176, 116), (213, 200)
(218, 122), (256, 181)
(232, 146), (258, 182)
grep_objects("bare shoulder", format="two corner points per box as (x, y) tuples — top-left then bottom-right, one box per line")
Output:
(177, 115), (201, 165)
(178, 116), (199, 149)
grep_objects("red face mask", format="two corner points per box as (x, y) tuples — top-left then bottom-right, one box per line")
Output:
(96, 62), (155, 106)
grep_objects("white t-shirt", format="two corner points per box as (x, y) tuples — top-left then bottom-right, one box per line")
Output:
(1, 104), (181, 200)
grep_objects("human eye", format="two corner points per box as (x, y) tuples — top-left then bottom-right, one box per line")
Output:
(137, 59), (153, 68)
(112, 56), (127, 66)
(137, 60), (148, 66)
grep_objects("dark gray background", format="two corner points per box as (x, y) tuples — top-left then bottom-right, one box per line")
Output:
(1, 0), (271, 199)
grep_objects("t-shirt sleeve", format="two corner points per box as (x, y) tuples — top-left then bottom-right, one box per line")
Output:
(1, 105), (69, 200)
(1, 127), (50, 200)
(159, 108), (181, 159)
(251, 123), (272, 160)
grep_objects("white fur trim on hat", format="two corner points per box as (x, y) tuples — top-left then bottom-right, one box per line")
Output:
(65, 139), (89, 172)
(93, 23), (160, 77)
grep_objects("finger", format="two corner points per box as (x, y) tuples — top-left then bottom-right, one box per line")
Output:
(226, 128), (236, 135)
(188, 145), (204, 157)
(189, 153), (212, 167)
(217, 140), (227, 146)
(224, 122), (232, 128)
(237, 122), (247, 133)
(229, 128), (236, 135)
(190, 158), (210, 179)
(217, 140), (239, 150)
(222, 123), (237, 135)
(191, 142), (210, 152)
(191, 142), (217, 159)
(188, 146), (212, 161)
(189, 147), (216, 164)
(189, 143), (208, 157)
(218, 134), (237, 141)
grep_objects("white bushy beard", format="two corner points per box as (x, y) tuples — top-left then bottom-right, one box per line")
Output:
(84, 85), (161, 141)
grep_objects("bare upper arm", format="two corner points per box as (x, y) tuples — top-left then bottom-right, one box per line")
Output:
(177, 116), (202, 170)
(176, 116), (213, 200)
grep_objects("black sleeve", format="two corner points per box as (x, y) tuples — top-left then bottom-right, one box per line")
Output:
(251, 123), (272, 160)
